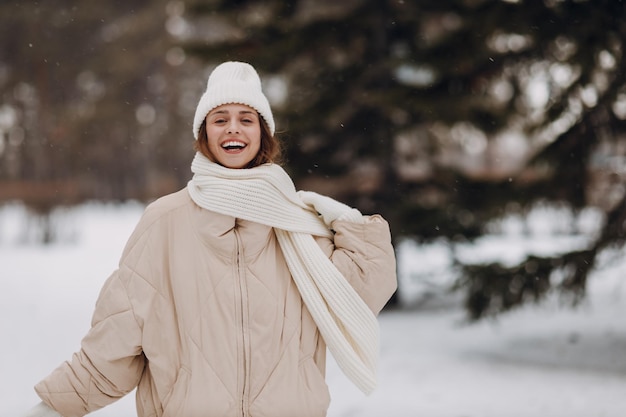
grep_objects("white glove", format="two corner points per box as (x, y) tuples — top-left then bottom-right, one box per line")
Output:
(298, 190), (364, 227)
(20, 402), (62, 417)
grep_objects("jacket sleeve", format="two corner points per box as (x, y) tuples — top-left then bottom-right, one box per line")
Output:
(316, 214), (398, 315)
(34, 268), (145, 417)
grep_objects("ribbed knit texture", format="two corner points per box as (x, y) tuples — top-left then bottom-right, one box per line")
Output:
(188, 152), (379, 395)
(193, 61), (275, 139)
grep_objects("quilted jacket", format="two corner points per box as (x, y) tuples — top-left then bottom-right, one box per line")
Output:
(34, 188), (397, 417)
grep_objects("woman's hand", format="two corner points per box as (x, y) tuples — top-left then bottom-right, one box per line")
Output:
(20, 402), (62, 417)
(298, 191), (363, 227)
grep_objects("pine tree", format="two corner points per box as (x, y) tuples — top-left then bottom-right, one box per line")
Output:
(180, 0), (626, 317)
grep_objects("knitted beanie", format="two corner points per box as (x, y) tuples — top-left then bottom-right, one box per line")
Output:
(193, 61), (275, 139)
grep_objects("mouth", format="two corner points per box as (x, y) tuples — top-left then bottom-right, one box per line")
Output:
(221, 140), (247, 151)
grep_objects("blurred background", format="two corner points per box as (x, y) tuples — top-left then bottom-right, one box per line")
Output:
(2, 0), (626, 317)
(1, 1), (626, 415)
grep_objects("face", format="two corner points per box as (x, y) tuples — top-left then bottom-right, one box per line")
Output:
(204, 103), (262, 169)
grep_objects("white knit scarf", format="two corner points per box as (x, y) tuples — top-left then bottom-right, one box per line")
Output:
(187, 152), (379, 395)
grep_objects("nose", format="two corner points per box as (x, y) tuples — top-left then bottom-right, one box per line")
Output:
(227, 119), (240, 134)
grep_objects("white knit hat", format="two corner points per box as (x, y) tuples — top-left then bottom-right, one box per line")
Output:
(193, 61), (275, 139)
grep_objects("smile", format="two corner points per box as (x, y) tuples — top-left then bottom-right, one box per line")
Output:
(222, 140), (246, 150)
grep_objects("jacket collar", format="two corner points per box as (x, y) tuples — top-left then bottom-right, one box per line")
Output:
(189, 200), (275, 259)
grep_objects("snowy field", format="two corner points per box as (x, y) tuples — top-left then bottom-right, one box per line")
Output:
(1, 201), (625, 417)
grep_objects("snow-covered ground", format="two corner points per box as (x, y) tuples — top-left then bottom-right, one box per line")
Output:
(1, 202), (625, 417)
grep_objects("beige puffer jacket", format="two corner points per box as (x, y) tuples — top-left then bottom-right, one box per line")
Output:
(34, 188), (397, 417)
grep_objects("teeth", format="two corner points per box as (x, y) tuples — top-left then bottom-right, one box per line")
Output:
(222, 141), (245, 149)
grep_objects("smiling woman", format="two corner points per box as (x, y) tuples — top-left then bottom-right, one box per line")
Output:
(195, 105), (280, 169)
(192, 62), (282, 169)
(202, 103), (262, 169)
(20, 61), (397, 417)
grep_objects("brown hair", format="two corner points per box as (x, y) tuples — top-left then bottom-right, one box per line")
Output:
(194, 115), (283, 168)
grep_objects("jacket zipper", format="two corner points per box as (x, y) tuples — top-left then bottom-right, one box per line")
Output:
(234, 229), (251, 417)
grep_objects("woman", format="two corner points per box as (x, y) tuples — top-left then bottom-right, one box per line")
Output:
(23, 61), (397, 417)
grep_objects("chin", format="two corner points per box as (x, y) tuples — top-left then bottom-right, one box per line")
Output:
(221, 158), (253, 169)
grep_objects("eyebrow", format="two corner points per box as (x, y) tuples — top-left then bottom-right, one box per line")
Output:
(209, 109), (257, 116)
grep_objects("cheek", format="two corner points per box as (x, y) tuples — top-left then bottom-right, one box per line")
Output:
(250, 126), (262, 147)
(205, 128), (220, 147)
